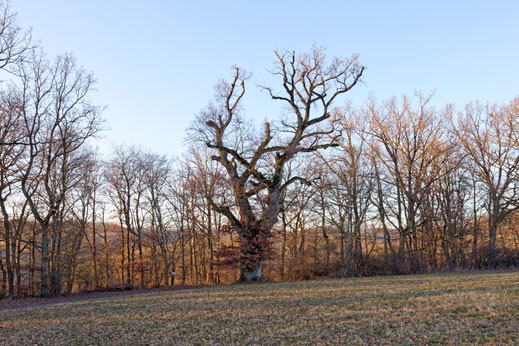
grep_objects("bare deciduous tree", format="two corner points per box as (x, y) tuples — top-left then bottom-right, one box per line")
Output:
(18, 53), (103, 297)
(0, 89), (25, 299)
(0, 0), (33, 75)
(452, 98), (519, 265)
(192, 47), (364, 281)
(366, 94), (451, 272)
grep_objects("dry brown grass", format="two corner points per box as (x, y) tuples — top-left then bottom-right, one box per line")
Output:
(1, 271), (518, 345)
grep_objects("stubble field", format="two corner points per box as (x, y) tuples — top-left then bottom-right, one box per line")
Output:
(1, 271), (518, 345)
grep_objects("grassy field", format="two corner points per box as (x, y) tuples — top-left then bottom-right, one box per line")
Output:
(1, 271), (518, 345)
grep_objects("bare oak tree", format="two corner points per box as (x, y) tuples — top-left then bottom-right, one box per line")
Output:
(192, 47), (364, 281)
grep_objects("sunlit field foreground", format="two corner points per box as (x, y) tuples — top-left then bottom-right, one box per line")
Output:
(1, 271), (518, 345)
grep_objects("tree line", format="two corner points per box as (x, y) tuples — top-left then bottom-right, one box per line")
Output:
(1, 1), (518, 299)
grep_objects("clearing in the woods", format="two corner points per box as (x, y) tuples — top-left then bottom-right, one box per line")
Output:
(1, 271), (518, 344)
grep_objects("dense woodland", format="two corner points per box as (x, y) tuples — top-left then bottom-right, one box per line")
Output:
(1, 2), (519, 299)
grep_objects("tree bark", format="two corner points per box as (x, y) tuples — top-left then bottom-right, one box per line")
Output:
(238, 227), (268, 282)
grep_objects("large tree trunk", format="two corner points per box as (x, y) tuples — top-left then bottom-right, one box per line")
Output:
(238, 227), (267, 282)
(239, 258), (264, 282)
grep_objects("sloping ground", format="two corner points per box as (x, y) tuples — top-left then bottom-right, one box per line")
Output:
(0, 286), (201, 312)
(1, 271), (518, 345)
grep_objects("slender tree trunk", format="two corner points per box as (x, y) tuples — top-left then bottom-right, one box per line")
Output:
(51, 213), (64, 296)
(119, 219), (125, 284)
(92, 198), (98, 290)
(66, 232), (84, 293)
(321, 207), (330, 273)
(2, 222), (13, 299)
(0, 199), (14, 299)
(103, 221), (110, 289)
(135, 197), (144, 287)
(488, 220), (498, 267)
(207, 205), (215, 283)
(181, 227), (185, 285)
(170, 262), (176, 286)
(162, 249), (169, 287)
(41, 225), (50, 297)
(16, 239), (22, 297)
(127, 224), (132, 286)
(30, 227), (36, 296)
(339, 219), (345, 268)
(280, 210), (287, 280)
(488, 197), (500, 267)
(137, 229), (144, 286)
(0, 259), (6, 297)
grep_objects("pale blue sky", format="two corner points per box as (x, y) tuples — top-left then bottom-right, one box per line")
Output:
(14, 0), (519, 157)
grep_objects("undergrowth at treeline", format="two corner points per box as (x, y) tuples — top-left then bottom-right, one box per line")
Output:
(1, 271), (518, 345)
